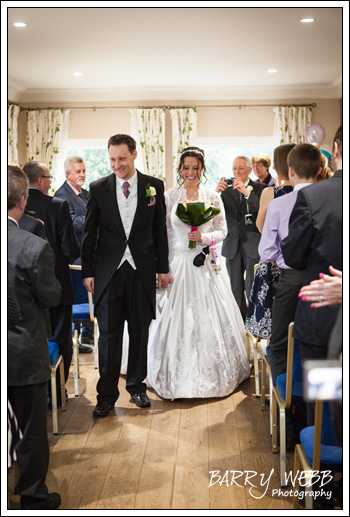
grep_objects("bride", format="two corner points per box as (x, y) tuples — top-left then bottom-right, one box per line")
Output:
(147, 147), (250, 399)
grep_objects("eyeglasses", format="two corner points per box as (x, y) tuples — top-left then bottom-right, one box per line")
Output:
(40, 175), (53, 179)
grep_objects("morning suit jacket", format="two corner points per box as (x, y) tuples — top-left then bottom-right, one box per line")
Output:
(221, 178), (267, 260)
(54, 181), (89, 247)
(25, 188), (80, 305)
(281, 170), (342, 348)
(81, 170), (169, 316)
(8, 219), (62, 386)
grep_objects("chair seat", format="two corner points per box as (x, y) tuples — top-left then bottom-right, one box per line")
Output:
(72, 303), (91, 320)
(300, 426), (342, 471)
(48, 341), (59, 365)
(276, 373), (304, 403)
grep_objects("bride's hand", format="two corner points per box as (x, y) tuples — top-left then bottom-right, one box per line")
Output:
(188, 230), (202, 242)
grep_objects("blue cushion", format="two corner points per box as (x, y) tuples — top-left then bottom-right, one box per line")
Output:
(48, 341), (59, 365)
(266, 345), (270, 358)
(72, 303), (90, 320)
(276, 373), (304, 403)
(300, 426), (342, 471)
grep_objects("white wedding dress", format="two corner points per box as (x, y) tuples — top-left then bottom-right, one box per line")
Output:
(146, 185), (250, 400)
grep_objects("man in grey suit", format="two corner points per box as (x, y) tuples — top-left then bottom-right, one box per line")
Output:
(216, 156), (267, 318)
(8, 164), (62, 510)
(54, 156), (93, 352)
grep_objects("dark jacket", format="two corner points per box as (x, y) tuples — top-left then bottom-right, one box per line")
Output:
(25, 188), (80, 305)
(8, 219), (62, 386)
(81, 171), (169, 316)
(54, 181), (89, 247)
(221, 178), (267, 259)
(281, 170), (342, 347)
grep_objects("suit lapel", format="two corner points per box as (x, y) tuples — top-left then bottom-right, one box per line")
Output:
(64, 182), (86, 210)
(129, 170), (147, 238)
(104, 173), (126, 237)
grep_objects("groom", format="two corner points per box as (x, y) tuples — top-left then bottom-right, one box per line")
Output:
(82, 134), (171, 416)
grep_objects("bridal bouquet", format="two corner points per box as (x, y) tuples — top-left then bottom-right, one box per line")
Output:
(176, 201), (221, 248)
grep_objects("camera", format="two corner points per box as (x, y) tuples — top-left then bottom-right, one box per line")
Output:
(223, 178), (233, 186)
(303, 360), (342, 401)
(245, 213), (253, 226)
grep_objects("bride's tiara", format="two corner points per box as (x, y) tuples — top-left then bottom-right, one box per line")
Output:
(180, 147), (204, 158)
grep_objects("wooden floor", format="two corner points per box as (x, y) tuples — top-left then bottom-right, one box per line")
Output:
(8, 356), (296, 510)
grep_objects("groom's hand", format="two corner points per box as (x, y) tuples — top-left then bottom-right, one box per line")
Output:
(83, 277), (95, 294)
(158, 273), (172, 289)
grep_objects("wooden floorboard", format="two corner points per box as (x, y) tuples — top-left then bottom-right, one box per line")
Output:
(8, 358), (303, 510)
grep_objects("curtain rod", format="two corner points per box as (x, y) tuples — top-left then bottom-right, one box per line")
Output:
(15, 102), (317, 111)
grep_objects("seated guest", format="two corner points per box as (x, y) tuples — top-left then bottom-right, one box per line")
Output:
(258, 143), (322, 385)
(54, 156), (93, 352)
(252, 153), (275, 186)
(281, 125), (343, 426)
(8, 164), (62, 510)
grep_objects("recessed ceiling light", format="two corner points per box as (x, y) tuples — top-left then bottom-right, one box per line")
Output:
(267, 69), (277, 73)
(73, 72), (83, 77)
(13, 22), (28, 27)
(300, 18), (315, 23)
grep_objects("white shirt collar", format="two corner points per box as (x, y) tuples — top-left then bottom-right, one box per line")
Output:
(116, 170), (137, 188)
(8, 216), (19, 227)
(294, 182), (313, 191)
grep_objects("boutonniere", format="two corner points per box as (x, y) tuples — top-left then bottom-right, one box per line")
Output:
(145, 183), (156, 206)
(246, 185), (254, 193)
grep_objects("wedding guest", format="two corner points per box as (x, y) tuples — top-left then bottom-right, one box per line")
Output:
(281, 125), (342, 427)
(22, 161), (80, 394)
(54, 156), (93, 353)
(147, 147), (250, 400)
(81, 134), (171, 416)
(259, 143), (322, 385)
(252, 153), (275, 186)
(216, 157), (267, 318)
(8, 164), (62, 510)
(245, 144), (295, 338)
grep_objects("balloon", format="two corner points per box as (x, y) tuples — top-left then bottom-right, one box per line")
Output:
(305, 123), (325, 145)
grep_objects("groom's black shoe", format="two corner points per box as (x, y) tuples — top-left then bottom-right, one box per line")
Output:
(130, 393), (151, 408)
(93, 401), (115, 417)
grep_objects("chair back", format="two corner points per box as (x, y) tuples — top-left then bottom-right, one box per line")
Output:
(285, 322), (302, 406)
(70, 266), (89, 304)
(69, 264), (94, 321)
(48, 341), (59, 365)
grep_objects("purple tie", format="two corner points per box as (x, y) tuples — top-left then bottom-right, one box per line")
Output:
(122, 181), (130, 199)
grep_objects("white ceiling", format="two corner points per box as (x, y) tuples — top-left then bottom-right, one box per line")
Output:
(7, 5), (344, 103)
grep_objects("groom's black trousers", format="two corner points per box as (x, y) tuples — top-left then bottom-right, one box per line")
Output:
(95, 261), (153, 404)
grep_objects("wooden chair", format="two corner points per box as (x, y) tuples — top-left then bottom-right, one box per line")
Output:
(48, 341), (66, 435)
(261, 344), (273, 435)
(293, 400), (342, 509)
(70, 264), (99, 369)
(271, 322), (304, 487)
(72, 324), (79, 397)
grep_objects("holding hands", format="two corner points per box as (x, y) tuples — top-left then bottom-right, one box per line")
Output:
(299, 266), (342, 308)
(158, 272), (173, 289)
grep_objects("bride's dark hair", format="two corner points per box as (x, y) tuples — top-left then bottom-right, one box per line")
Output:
(176, 146), (207, 186)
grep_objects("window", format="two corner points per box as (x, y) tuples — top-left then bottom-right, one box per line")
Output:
(195, 137), (276, 189)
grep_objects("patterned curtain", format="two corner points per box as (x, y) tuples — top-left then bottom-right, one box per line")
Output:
(169, 107), (197, 181)
(131, 108), (166, 180)
(8, 104), (20, 164)
(273, 106), (312, 144)
(26, 109), (70, 189)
